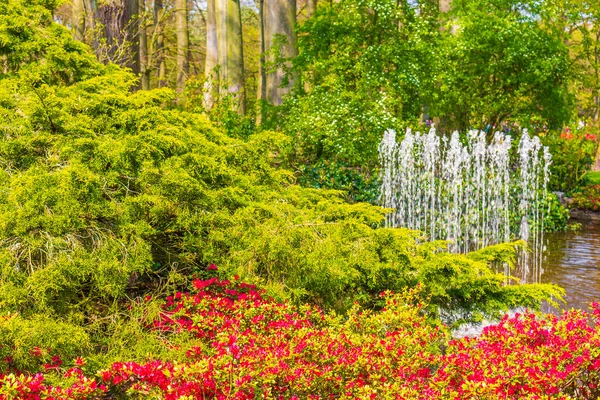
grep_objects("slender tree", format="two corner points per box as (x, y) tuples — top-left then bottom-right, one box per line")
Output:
(72, 0), (99, 52)
(153, 0), (167, 88)
(175, 0), (189, 95)
(83, 0), (100, 55)
(306, 0), (317, 19)
(259, 0), (297, 106)
(73, 0), (85, 41)
(139, 0), (150, 90)
(257, 0), (267, 123)
(204, 0), (219, 110)
(216, 0), (245, 114)
(124, 0), (140, 75)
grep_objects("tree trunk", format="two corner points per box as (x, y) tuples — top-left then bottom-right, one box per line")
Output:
(83, 0), (100, 55)
(139, 0), (150, 90)
(306, 0), (317, 18)
(263, 0), (297, 106)
(257, 0), (267, 124)
(595, 31), (599, 123)
(154, 0), (167, 88)
(217, 0), (245, 114)
(204, 0), (219, 110)
(439, 0), (451, 13)
(96, 1), (120, 60)
(124, 0), (140, 76)
(96, 0), (139, 72)
(72, 0), (98, 53)
(73, 0), (85, 41)
(175, 0), (189, 95)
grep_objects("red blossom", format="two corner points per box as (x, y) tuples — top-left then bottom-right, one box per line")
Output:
(4, 274), (600, 398)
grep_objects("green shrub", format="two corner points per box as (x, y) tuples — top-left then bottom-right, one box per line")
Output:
(0, 314), (89, 372)
(571, 185), (600, 211)
(540, 192), (570, 231)
(583, 171), (600, 186)
(542, 125), (599, 193)
(295, 160), (380, 204)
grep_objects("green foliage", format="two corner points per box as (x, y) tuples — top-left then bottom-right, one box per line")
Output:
(541, 125), (599, 193)
(571, 184), (600, 211)
(584, 171), (600, 186)
(295, 160), (380, 203)
(418, 241), (563, 325)
(270, 0), (575, 200)
(466, 240), (526, 269)
(541, 0), (600, 122)
(277, 0), (440, 169)
(436, 0), (572, 131)
(0, 0), (100, 85)
(0, 314), (89, 372)
(541, 193), (571, 231)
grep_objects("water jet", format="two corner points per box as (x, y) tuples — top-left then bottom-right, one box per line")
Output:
(379, 128), (551, 283)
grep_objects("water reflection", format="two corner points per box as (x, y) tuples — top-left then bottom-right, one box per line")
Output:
(456, 219), (600, 337)
(454, 217), (600, 337)
(539, 217), (600, 312)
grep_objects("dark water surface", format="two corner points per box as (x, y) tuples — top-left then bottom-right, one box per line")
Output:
(454, 216), (600, 336)
(540, 216), (600, 312)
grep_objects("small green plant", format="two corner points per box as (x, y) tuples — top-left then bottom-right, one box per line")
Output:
(583, 171), (600, 186)
(542, 124), (599, 193)
(183, 75), (257, 140)
(541, 193), (571, 231)
(571, 185), (600, 211)
(295, 160), (380, 204)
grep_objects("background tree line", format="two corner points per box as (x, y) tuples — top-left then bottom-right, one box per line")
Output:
(56, 0), (600, 199)
(57, 0), (302, 112)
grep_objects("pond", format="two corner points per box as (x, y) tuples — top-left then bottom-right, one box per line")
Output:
(454, 216), (600, 337)
(540, 215), (600, 313)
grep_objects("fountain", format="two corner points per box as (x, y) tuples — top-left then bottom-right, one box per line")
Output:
(379, 127), (551, 283)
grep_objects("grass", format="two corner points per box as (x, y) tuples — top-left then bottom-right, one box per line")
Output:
(584, 171), (600, 185)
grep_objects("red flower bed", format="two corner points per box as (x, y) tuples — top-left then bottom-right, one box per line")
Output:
(2, 275), (600, 399)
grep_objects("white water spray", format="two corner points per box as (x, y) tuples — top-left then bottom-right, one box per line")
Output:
(379, 127), (551, 283)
